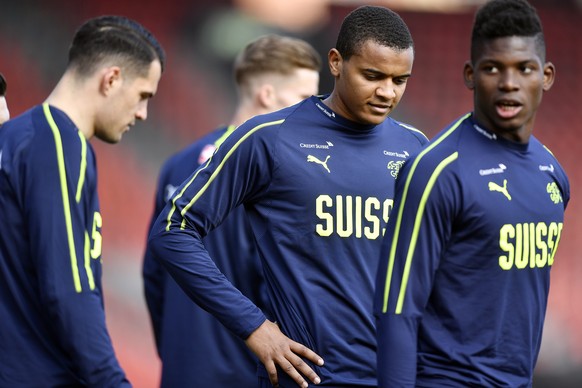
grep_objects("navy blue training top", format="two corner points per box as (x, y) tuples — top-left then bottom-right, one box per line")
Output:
(0, 104), (129, 387)
(143, 125), (268, 387)
(149, 95), (428, 386)
(375, 113), (570, 387)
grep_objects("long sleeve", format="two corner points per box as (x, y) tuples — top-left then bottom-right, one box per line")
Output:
(149, 97), (429, 386)
(375, 112), (571, 386)
(22, 106), (129, 386)
(374, 145), (458, 387)
(147, 118), (279, 339)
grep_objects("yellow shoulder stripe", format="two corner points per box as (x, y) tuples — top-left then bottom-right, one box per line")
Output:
(213, 124), (237, 148)
(75, 131), (87, 203)
(166, 119), (285, 231)
(399, 122), (429, 141)
(42, 103), (93, 293)
(382, 113), (469, 313)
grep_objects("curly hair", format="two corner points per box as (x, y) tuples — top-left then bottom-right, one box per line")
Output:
(471, 0), (545, 62)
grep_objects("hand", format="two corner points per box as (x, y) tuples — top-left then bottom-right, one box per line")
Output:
(245, 320), (324, 387)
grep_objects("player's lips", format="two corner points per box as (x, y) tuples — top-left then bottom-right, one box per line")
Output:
(369, 102), (391, 114)
(495, 99), (522, 119)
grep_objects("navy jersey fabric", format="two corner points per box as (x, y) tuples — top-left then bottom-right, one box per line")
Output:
(149, 95), (428, 386)
(0, 104), (129, 387)
(143, 125), (269, 387)
(374, 113), (570, 387)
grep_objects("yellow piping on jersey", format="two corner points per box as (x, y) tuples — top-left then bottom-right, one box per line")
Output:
(75, 131), (87, 203)
(542, 145), (555, 157)
(398, 122), (429, 141)
(165, 119), (285, 231)
(213, 124), (237, 148)
(395, 152), (457, 313)
(382, 113), (470, 314)
(43, 103), (84, 293)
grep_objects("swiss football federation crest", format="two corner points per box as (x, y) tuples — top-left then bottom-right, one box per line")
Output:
(547, 182), (563, 204)
(387, 160), (405, 178)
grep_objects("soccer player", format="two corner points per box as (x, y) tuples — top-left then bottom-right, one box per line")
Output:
(374, 0), (569, 386)
(142, 34), (321, 387)
(0, 16), (164, 386)
(0, 73), (8, 125)
(148, 6), (427, 387)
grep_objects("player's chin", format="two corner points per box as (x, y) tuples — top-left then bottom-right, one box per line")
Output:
(114, 126), (131, 142)
(96, 131), (123, 144)
(362, 111), (390, 126)
(491, 114), (528, 133)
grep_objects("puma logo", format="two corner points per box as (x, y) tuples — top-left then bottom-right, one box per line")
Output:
(307, 155), (330, 173)
(488, 179), (511, 200)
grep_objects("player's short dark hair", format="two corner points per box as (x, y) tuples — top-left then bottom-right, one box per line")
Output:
(234, 34), (321, 86)
(471, 0), (545, 62)
(0, 73), (6, 96)
(68, 15), (166, 78)
(335, 5), (413, 60)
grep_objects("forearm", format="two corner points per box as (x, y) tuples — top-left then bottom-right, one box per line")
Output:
(148, 227), (266, 338)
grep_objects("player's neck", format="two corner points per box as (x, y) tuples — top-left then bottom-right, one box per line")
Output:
(229, 100), (266, 128)
(45, 75), (96, 139)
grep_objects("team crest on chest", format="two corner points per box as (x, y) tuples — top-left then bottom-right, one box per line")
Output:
(383, 149), (410, 178)
(387, 160), (404, 178)
(546, 182), (563, 204)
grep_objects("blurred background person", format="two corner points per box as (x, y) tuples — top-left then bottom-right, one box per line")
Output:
(142, 34), (321, 388)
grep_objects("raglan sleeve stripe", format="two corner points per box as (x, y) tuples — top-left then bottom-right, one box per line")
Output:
(42, 103), (89, 292)
(165, 119), (284, 232)
(75, 130), (87, 203)
(381, 113), (469, 313)
(149, 118), (283, 338)
(395, 151), (458, 313)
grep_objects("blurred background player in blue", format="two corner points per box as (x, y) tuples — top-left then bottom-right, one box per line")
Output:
(374, 0), (569, 386)
(143, 34), (321, 387)
(0, 73), (8, 125)
(149, 6), (427, 387)
(0, 16), (164, 387)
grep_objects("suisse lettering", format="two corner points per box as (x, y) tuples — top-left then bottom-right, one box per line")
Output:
(498, 222), (563, 270)
(315, 195), (393, 239)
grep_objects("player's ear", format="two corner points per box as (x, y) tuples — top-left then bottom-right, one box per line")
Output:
(257, 83), (275, 109)
(328, 48), (342, 78)
(542, 61), (555, 92)
(463, 60), (475, 90)
(100, 66), (122, 96)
